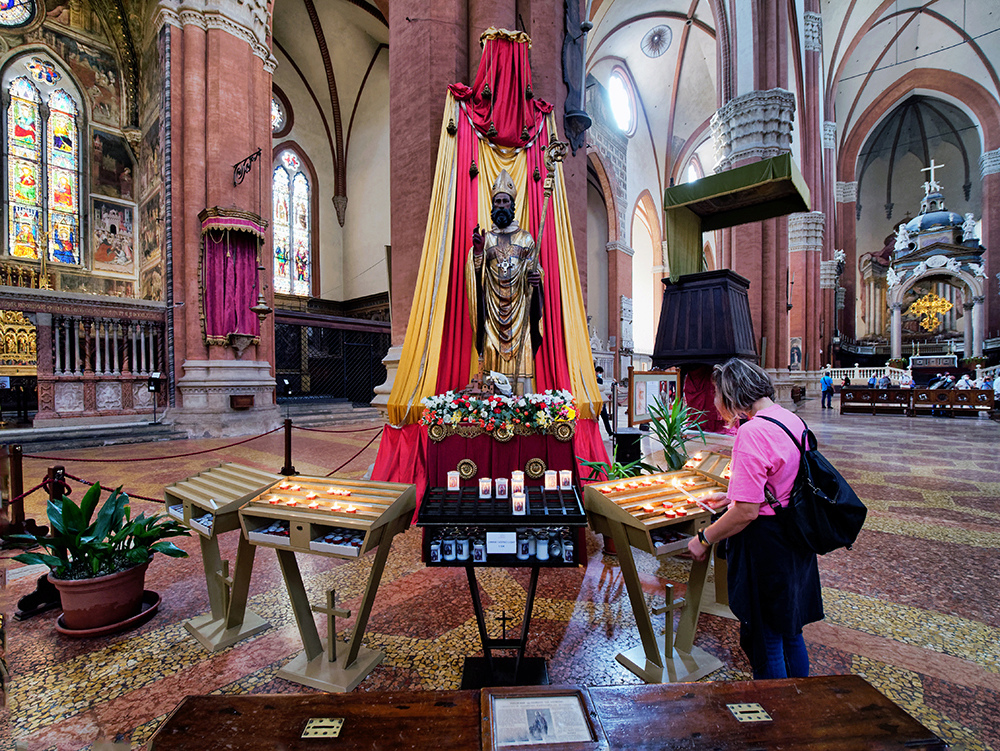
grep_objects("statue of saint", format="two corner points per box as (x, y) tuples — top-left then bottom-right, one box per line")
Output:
(466, 169), (544, 393)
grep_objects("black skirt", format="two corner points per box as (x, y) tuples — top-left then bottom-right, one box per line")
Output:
(726, 514), (824, 669)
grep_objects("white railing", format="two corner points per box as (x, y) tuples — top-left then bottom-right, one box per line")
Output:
(52, 315), (162, 376)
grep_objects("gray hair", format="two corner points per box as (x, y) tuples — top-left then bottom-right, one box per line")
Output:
(712, 358), (775, 416)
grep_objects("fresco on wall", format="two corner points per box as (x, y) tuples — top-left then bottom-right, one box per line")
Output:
(92, 198), (135, 276)
(59, 273), (134, 297)
(139, 192), (162, 266)
(137, 116), (161, 201)
(139, 264), (162, 300)
(91, 129), (134, 200)
(41, 28), (120, 126)
(44, 0), (106, 38)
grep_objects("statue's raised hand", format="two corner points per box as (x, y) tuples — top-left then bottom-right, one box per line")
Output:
(527, 270), (542, 288)
(472, 224), (484, 255)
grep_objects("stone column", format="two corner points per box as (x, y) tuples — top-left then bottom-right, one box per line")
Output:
(161, 0), (280, 437)
(890, 302), (902, 359)
(979, 149), (1000, 333)
(788, 212), (824, 370)
(973, 295), (985, 357)
(607, 241), (633, 381)
(963, 301), (974, 359)
(711, 87), (794, 369)
(835, 180), (858, 341)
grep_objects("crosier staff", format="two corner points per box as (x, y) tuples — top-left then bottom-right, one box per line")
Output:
(512, 133), (568, 387)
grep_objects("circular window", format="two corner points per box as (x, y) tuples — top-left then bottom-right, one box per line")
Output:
(271, 86), (292, 138)
(608, 69), (635, 136)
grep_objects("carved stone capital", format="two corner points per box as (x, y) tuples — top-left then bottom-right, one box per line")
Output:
(158, 1), (276, 72)
(788, 212), (825, 252)
(803, 12), (822, 52)
(973, 295), (986, 305)
(606, 241), (634, 257)
(711, 88), (795, 172)
(889, 302), (903, 311)
(823, 121), (837, 149)
(980, 149), (1000, 178)
(836, 181), (857, 203)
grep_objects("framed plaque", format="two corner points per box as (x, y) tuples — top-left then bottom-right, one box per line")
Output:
(628, 367), (680, 426)
(482, 686), (607, 750)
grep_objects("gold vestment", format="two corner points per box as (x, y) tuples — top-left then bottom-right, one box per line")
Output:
(466, 221), (544, 383)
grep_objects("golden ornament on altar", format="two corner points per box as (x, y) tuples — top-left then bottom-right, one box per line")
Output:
(906, 292), (953, 332)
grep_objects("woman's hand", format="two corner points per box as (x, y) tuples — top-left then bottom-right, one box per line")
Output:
(687, 535), (711, 561)
(701, 491), (729, 510)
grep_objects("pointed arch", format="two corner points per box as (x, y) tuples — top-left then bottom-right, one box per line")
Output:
(272, 141), (319, 298)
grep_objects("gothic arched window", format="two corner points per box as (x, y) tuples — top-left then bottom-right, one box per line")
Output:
(272, 149), (311, 296)
(0, 0), (36, 28)
(4, 60), (82, 266)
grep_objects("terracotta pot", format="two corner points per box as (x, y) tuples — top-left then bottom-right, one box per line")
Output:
(49, 560), (149, 631)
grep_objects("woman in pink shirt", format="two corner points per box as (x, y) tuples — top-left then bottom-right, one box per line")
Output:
(687, 358), (824, 678)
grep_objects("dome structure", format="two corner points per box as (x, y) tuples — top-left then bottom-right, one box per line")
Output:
(904, 194), (963, 235)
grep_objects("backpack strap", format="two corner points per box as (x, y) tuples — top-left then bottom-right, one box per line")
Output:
(755, 414), (804, 454)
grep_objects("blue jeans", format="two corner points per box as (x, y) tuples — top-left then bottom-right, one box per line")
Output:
(753, 624), (810, 679)
(821, 390), (833, 409)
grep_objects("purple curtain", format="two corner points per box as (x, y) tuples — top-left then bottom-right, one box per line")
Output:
(203, 229), (260, 342)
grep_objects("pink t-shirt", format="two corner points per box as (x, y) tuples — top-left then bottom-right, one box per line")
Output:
(726, 404), (805, 516)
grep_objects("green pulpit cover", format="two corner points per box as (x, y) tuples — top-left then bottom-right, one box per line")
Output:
(663, 153), (811, 280)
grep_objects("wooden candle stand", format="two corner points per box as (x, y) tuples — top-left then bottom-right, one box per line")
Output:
(583, 452), (730, 683)
(238, 476), (415, 692)
(164, 463), (281, 651)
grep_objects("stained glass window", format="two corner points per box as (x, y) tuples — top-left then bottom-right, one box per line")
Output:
(0, 0), (35, 28)
(7, 77), (40, 259)
(4, 64), (82, 265)
(271, 96), (284, 133)
(272, 150), (311, 296)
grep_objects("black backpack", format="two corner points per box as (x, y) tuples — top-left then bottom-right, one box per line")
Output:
(757, 415), (868, 555)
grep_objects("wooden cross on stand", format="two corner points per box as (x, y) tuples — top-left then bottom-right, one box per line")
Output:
(311, 590), (351, 663)
(495, 610), (513, 641)
(213, 560), (233, 617)
(651, 583), (686, 655)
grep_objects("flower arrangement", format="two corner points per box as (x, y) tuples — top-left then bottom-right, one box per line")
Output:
(886, 358), (909, 369)
(419, 389), (577, 433)
(961, 356), (988, 368)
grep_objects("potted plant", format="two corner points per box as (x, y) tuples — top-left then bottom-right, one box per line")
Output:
(961, 356), (988, 369)
(7, 482), (190, 633)
(646, 395), (707, 471)
(886, 358), (908, 369)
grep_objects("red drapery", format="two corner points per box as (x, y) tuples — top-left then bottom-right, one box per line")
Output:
(200, 209), (264, 344)
(436, 33), (566, 395)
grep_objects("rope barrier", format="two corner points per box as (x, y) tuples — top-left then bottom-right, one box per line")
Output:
(292, 424), (384, 434)
(22, 425), (283, 463)
(61, 472), (162, 503)
(325, 428), (383, 477)
(5, 480), (47, 505)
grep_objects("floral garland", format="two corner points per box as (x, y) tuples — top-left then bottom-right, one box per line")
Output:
(419, 389), (577, 433)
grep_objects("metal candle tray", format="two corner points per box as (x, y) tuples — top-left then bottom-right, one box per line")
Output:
(584, 451), (730, 556)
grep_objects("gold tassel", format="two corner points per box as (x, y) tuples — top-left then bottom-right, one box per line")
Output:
(447, 118), (457, 136)
(533, 167), (541, 182)
(525, 84), (533, 100)
(521, 124), (530, 142)
(482, 83), (492, 101)
(486, 121), (498, 138)
(470, 159), (479, 178)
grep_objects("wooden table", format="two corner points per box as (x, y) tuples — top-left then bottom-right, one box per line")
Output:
(148, 675), (945, 750)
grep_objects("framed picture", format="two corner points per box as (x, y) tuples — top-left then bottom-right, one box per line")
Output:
(482, 686), (607, 750)
(628, 367), (680, 426)
(92, 197), (136, 277)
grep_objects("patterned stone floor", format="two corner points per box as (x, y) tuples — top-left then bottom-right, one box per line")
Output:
(1, 400), (998, 750)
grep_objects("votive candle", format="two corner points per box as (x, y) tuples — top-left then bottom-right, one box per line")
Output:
(511, 474), (525, 495)
(512, 491), (527, 515)
(495, 477), (509, 499)
(543, 470), (558, 491)
(478, 477), (493, 499)
(447, 471), (461, 491)
(559, 469), (573, 489)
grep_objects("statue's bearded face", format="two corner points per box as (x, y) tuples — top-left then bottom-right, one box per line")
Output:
(492, 193), (514, 228)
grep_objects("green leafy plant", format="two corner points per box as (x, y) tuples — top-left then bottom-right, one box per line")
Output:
(886, 358), (908, 369)
(961, 356), (988, 368)
(577, 450), (659, 482)
(646, 395), (706, 471)
(7, 482), (190, 580)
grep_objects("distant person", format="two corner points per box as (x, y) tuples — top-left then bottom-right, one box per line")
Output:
(595, 365), (614, 435)
(841, 376), (851, 388)
(868, 374), (877, 388)
(878, 374), (891, 389)
(956, 374), (973, 390)
(900, 375), (915, 389)
(820, 371), (834, 409)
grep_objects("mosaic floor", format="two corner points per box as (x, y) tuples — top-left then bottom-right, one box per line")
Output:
(1, 399), (998, 750)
